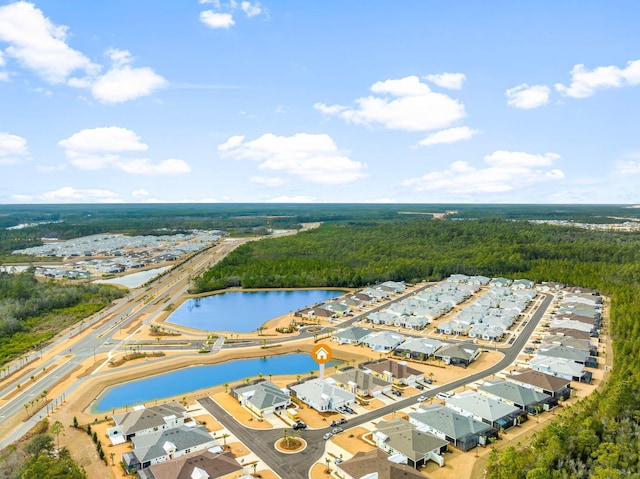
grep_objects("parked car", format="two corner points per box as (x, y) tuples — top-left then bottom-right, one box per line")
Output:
(344, 406), (355, 414)
(335, 458), (343, 465)
(436, 392), (453, 400)
(417, 395), (427, 402)
(323, 432), (333, 440)
(415, 384), (424, 390)
(332, 427), (344, 434)
(424, 378), (433, 384)
(338, 418), (347, 425)
(292, 421), (307, 430)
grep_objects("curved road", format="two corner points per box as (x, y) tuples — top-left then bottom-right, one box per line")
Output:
(198, 293), (553, 479)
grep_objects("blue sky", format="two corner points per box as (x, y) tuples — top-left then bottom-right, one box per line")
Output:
(0, 1), (639, 204)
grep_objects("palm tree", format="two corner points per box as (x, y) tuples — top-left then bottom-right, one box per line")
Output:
(223, 383), (229, 393)
(50, 420), (64, 455)
(222, 433), (229, 447)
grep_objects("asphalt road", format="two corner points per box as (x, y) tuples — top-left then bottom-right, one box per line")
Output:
(197, 293), (553, 479)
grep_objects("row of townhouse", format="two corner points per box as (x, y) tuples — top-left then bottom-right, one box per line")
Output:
(529, 289), (602, 383)
(333, 326), (483, 367)
(300, 281), (406, 320)
(107, 401), (243, 478)
(436, 284), (537, 341)
(365, 280), (478, 330)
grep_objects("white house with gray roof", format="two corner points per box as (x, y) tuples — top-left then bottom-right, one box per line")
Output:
(529, 356), (592, 383)
(288, 378), (355, 412)
(409, 404), (494, 451)
(122, 425), (215, 473)
(477, 380), (553, 415)
(363, 330), (405, 352)
(231, 379), (291, 417)
(108, 401), (188, 445)
(445, 390), (523, 430)
(329, 368), (392, 397)
(394, 337), (445, 360)
(332, 326), (373, 345)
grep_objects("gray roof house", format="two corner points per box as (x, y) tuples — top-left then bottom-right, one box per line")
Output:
(409, 404), (495, 451)
(359, 359), (424, 386)
(329, 368), (392, 397)
(373, 418), (448, 468)
(363, 331), (405, 352)
(332, 326), (373, 345)
(122, 425), (216, 473)
(529, 355), (592, 383)
(537, 345), (598, 368)
(108, 401), (188, 444)
(231, 379), (291, 417)
(445, 391), (523, 430)
(394, 337), (445, 360)
(288, 378), (356, 412)
(477, 380), (554, 414)
(434, 343), (482, 367)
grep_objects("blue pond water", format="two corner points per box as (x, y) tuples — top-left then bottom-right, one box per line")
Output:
(94, 354), (338, 412)
(166, 289), (342, 332)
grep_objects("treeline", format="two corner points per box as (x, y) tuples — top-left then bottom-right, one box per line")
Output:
(0, 270), (125, 364)
(193, 219), (640, 291)
(193, 218), (640, 477)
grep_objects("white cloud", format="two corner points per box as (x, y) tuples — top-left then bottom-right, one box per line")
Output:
(0, 1), (99, 83)
(10, 194), (33, 202)
(217, 135), (245, 151)
(0, 4), (165, 102)
(505, 83), (550, 109)
(59, 126), (190, 175)
(200, 10), (235, 28)
(615, 161), (640, 177)
(0, 132), (30, 164)
(315, 75), (465, 132)
(0, 49), (4, 66)
(424, 72), (466, 90)
(241, 1), (262, 17)
(402, 150), (564, 194)
(132, 189), (151, 198)
(266, 195), (316, 203)
(218, 132), (367, 184)
(250, 176), (286, 187)
(89, 49), (167, 103)
(39, 186), (123, 203)
(555, 59), (640, 98)
(418, 126), (480, 147)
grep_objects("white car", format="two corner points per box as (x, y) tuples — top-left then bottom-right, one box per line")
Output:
(436, 392), (453, 400)
(417, 396), (427, 402)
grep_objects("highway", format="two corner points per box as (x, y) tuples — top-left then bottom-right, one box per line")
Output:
(0, 238), (248, 449)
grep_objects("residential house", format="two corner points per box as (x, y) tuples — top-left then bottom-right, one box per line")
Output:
(231, 379), (291, 417)
(288, 378), (355, 412)
(333, 326), (373, 345)
(329, 368), (392, 397)
(408, 404), (495, 451)
(337, 448), (425, 479)
(108, 402), (188, 445)
(359, 359), (424, 386)
(434, 344), (482, 367)
(394, 337), (445, 360)
(353, 292), (376, 306)
(537, 345), (598, 368)
(489, 278), (512, 287)
(363, 331), (405, 353)
(122, 425), (216, 473)
(445, 391), (524, 430)
(542, 335), (598, 356)
(505, 369), (572, 400)
(512, 279), (535, 289)
(321, 301), (351, 317)
(373, 418), (448, 468)
(362, 288), (388, 301)
(380, 281), (406, 293)
(136, 449), (242, 479)
(477, 380), (555, 414)
(529, 356), (592, 383)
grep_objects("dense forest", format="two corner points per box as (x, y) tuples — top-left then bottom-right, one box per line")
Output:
(0, 270), (125, 365)
(194, 218), (640, 478)
(1, 203), (636, 262)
